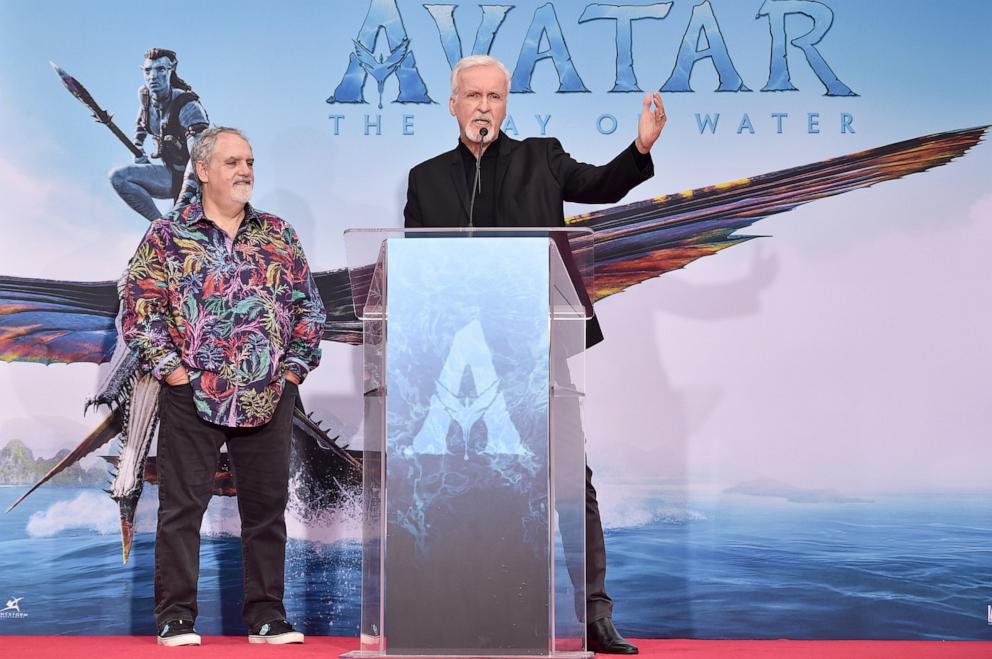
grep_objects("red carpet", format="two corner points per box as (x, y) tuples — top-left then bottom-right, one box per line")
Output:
(0, 638), (990, 658)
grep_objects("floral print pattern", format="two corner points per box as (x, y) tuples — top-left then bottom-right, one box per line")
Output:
(122, 201), (325, 427)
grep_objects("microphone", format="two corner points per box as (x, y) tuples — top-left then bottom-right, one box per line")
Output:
(468, 127), (488, 228)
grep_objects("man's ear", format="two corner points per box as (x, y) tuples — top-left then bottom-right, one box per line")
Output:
(195, 160), (208, 184)
(449, 95), (456, 117)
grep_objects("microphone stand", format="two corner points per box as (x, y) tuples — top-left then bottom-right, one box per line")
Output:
(468, 127), (488, 228)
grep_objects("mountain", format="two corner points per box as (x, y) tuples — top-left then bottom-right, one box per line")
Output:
(0, 439), (105, 487)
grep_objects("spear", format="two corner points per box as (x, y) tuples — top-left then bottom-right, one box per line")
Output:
(50, 61), (144, 159)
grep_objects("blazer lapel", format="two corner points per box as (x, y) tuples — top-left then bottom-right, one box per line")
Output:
(493, 133), (517, 226)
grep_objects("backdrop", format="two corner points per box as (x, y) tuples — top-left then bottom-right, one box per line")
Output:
(1, 0), (990, 640)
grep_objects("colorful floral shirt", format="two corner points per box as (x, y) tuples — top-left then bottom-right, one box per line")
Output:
(122, 201), (326, 427)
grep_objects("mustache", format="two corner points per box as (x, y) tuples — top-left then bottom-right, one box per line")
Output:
(234, 177), (253, 185)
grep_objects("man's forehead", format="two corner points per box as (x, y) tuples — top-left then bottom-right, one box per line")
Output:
(214, 133), (253, 156)
(143, 56), (174, 70)
(459, 65), (507, 90)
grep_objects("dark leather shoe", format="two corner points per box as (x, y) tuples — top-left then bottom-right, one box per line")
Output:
(587, 618), (638, 654)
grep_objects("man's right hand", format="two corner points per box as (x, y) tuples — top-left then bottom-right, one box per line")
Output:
(165, 366), (190, 386)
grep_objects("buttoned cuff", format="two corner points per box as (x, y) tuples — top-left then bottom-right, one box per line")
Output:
(283, 358), (311, 383)
(152, 352), (182, 380)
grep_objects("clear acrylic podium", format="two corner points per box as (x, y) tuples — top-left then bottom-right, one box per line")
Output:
(343, 228), (595, 658)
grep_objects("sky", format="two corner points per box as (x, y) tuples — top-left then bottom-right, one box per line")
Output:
(1, 0), (990, 495)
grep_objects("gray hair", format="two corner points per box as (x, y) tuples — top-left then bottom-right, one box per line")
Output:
(190, 126), (249, 181)
(450, 55), (511, 96)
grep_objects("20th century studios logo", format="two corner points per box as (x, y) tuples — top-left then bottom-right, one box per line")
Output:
(0, 597), (27, 620)
(327, 0), (860, 137)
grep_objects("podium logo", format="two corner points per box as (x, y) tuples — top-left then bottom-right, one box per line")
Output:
(0, 597), (27, 620)
(410, 319), (530, 458)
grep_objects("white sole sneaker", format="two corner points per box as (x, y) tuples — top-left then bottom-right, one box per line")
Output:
(248, 630), (305, 644)
(157, 632), (201, 647)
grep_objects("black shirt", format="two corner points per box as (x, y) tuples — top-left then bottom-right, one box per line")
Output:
(457, 139), (500, 227)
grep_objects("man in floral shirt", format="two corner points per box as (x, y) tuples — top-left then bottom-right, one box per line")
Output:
(122, 126), (325, 646)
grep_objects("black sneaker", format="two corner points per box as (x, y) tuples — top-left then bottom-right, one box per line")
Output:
(248, 619), (304, 644)
(157, 618), (201, 647)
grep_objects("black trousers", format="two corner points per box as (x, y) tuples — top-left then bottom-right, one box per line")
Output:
(585, 464), (612, 622)
(153, 382), (297, 629)
(551, 350), (612, 623)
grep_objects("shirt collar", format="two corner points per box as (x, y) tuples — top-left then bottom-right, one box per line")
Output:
(457, 133), (500, 163)
(180, 199), (259, 227)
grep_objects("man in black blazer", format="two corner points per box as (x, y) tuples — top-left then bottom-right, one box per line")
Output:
(404, 55), (666, 654)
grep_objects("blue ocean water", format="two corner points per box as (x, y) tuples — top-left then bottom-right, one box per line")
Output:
(0, 486), (361, 636)
(607, 492), (992, 640)
(1, 486), (990, 639)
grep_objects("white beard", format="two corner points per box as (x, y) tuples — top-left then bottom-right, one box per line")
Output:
(465, 117), (496, 144)
(232, 182), (253, 204)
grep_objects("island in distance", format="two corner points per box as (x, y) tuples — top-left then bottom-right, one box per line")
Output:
(725, 477), (873, 504)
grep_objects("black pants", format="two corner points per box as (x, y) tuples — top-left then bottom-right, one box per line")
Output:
(550, 351), (613, 623)
(585, 464), (612, 622)
(153, 382), (297, 629)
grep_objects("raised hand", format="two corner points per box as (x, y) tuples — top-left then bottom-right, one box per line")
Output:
(635, 91), (666, 154)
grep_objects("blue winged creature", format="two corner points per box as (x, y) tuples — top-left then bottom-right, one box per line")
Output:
(0, 125), (986, 562)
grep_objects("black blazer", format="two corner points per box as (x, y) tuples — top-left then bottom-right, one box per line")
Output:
(403, 133), (654, 347)
(404, 133), (653, 228)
